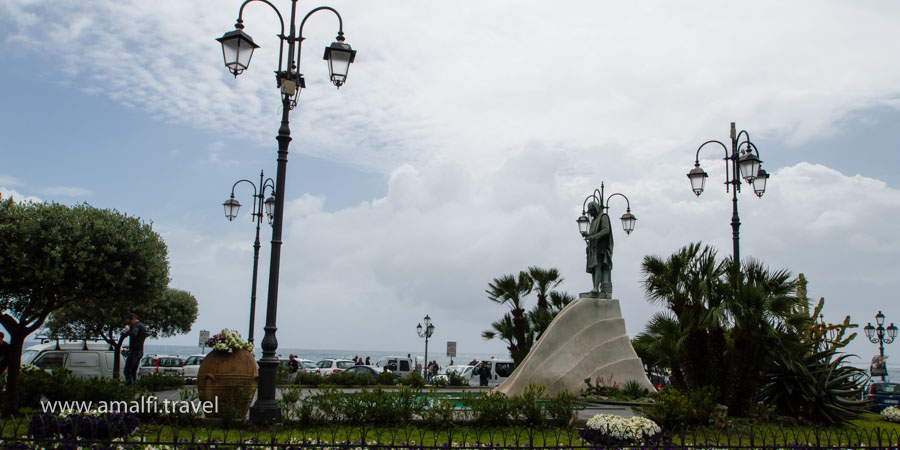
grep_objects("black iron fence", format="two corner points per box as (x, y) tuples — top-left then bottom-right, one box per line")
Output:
(2, 415), (899, 449)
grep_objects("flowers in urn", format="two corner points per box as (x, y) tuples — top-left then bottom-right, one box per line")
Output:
(207, 329), (253, 353)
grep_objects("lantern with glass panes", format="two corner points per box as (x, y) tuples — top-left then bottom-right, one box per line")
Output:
(864, 311), (897, 382)
(686, 122), (768, 265)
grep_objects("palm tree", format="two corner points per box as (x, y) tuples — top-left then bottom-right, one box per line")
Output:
(482, 313), (518, 357)
(527, 266), (563, 311)
(486, 271), (533, 364)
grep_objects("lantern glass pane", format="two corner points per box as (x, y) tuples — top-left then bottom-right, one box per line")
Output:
(753, 171), (768, 196)
(739, 154), (760, 181)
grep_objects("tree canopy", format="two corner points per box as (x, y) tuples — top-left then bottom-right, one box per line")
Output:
(0, 196), (169, 412)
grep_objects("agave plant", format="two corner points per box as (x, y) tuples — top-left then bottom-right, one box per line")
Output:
(759, 346), (868, 426)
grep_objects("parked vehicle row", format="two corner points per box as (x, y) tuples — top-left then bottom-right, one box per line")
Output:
(19, 341), (518, 387)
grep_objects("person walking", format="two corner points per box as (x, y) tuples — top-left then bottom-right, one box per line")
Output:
(122, 313), (147, 385)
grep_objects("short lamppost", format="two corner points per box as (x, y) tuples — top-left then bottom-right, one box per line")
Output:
(686, 122), (769, 266)
(223, 170), (276, 344)
(864, 311), (898, 382)
(217, 0), (357, 425)
(416, 315), (435, 380)
(576, 182), (636, 299)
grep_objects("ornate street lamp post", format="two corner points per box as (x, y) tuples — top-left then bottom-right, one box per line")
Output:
(223, 170), (276, 344)
(687, 122), (768, 267)
(864, 311), (898, 382)
(217, 0), (357, 425)
(576, 182), (636, 299)
(416, 315), (435, 381)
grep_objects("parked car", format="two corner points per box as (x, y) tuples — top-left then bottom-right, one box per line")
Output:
(138, 355), (185, 377)
(182, 354), (206, 379)
(374, 356), (414, 377)
(470, 359), (516, 387)
(315, 359), (355, 375)
(343, 365), (383, 378)
(22, 340), (124, 379)
(867, 381), (900, 412)
(432, 365), (474, 384)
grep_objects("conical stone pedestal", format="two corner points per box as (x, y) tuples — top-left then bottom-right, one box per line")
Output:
(494, 297), (653, 397)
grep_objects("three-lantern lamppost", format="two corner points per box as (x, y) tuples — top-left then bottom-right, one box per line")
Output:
(217, 0), (357, 425)
(686, 122), (769, 266)
(416, 315), (435, 380)
(864, 311), (898, 382)
(223, 170), (276, 344)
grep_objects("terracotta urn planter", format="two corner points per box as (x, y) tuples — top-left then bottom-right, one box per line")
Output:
(197, 349), (258, 419)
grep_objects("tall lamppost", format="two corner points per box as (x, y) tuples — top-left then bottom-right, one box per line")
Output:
(223, 170), (276, 344)
(686, 122), (769, 266)
(576, 182), (636, 299)
(217, 0), (357, 425)
(864, 311), (898, 382)
(416, 315), (435, 380)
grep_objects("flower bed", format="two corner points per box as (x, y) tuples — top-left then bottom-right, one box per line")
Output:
(28, 410), (139, 440)
(579, 413), (670, 447)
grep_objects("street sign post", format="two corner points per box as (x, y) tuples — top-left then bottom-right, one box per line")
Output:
(199, 330), (210, 353)
(447, 341), (457, 358)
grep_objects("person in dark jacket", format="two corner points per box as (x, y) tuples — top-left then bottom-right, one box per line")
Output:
(122, 313), (147, 385)
(0, 332), (10, 374)
(478, 361), (490, 387)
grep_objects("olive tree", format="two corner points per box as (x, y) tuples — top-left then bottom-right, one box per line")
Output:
(0, 196), (168, 413)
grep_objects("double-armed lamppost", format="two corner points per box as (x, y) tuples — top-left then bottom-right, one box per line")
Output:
(864, 311), (898, 382)
(217, 0), (357, 425)
(223, 170), (276, 344)
(687, 122), (768, 266)
(576, 182), (636, 299)
(416, 315), (435, 380)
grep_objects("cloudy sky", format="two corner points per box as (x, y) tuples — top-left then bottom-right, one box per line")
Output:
(2, 0), (900, 365)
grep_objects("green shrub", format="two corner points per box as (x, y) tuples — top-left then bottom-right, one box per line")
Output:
(295, 372), (326, 386)
(621, 379), (650, 399)
(634, 386), (717, 430)
(515, 384), (546, 426)
(307, 385), (345, 422)
(464, 390), (513, 427)
(400, 372), (426, 388)
(135, 373), (185, 391)
(446, 370), (469, 387)
(545, 390), (577, 428)
(759, 347), (868, 426)
(376, 371), (399, 385)
(421, 390), (456, 428)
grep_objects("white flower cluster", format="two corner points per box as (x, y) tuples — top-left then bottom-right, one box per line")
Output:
(883, 405), (900, 423)
(585, 413), (662, 442)
(56, 409), (101, 419)
(208, 328), (253, 353)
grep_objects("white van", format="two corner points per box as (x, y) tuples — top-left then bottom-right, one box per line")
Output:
(374, 356), (414, 377)
(21, 340), (125, 379)
(470, 359), (516, 387)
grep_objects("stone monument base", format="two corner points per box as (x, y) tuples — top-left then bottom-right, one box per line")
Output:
(494, 297), (653, 397)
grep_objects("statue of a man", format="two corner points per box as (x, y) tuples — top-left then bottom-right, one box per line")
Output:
(584, 201), (614, 298)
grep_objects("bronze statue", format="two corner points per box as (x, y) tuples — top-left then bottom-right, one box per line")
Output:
(584, 201), (613, 298)
(577, 184), (636, 299)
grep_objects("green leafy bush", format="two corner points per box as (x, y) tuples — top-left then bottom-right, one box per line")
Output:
(545, 390), (577, 428)
(400, 372), (426, 388)
(621, 379), (650, 399)
(135, 373), (185, 391)
(446, 370), (469, 387)
(376, 371), (399, 385)
(515, 384), (546, 426)
(759, 347), (867, 426)
(295, 372), (326, 386)
(634, 386), (717, 430)
(463, 390), (513, 427)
